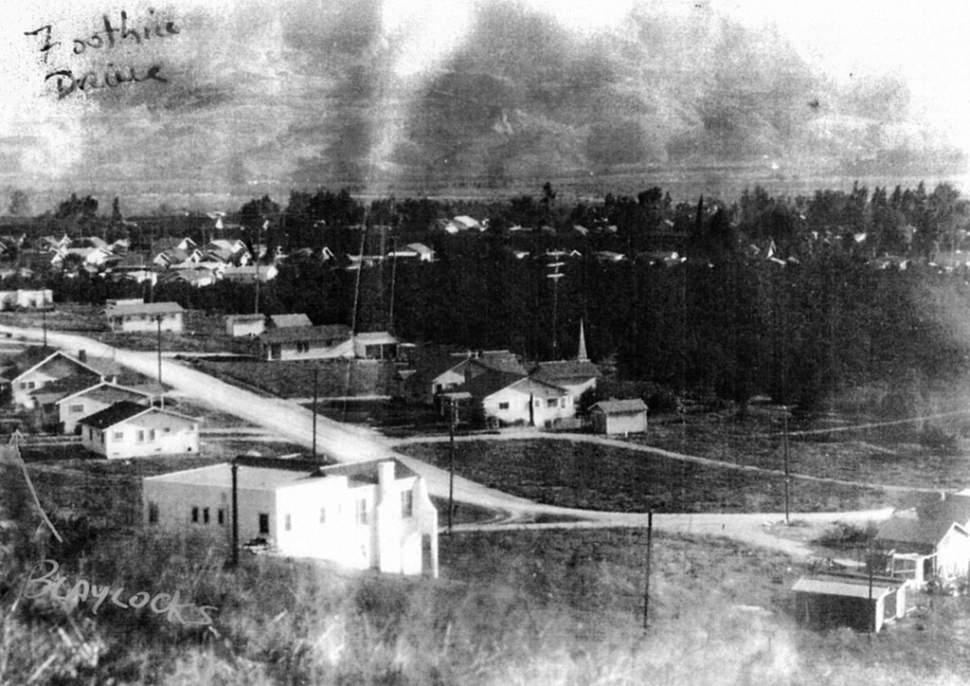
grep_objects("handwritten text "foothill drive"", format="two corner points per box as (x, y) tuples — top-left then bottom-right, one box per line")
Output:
(25, 9), (179, 99)
(19, 560), (217, 627)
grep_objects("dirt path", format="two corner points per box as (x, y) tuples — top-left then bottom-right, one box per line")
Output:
(2, 325), (896, 557)
(390, 430), (942, 494)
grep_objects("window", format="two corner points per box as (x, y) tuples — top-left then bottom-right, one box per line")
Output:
(148, 502), (159, 524)
(319, 508), (326, 524)
(113, 431), (123, 441)
(27, 381), (35, 390)
(258, 513), (269, 535)
(498, 402), (509, 410)
(401, 490), (413, 518)
(148, 429), (156, 442)
(534, 399), (541, 408)
(203, 507), (210, 524)
(217, 508), (225, 526)
(18, 382), (26, 390)
(355, 499), (368, 526)
(546, 398), (557, 408)
(296, 341), (309, 353)
(285, 514), (291, 531)
(163, 426), (171, 433)
(191, 507), (199, 523)
(137, 430), (145, 443)
(69, 404), (84, 414)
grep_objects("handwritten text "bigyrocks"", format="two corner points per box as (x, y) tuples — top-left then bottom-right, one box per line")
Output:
(19, 560), (216, 627)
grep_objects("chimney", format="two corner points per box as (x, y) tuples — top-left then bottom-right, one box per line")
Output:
(78, 350), (87, 363)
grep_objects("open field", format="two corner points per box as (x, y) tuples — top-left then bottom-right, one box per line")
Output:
(641, 408), (970, 490)
(194, 358), (398, 399)
(397, 439), (896, 513)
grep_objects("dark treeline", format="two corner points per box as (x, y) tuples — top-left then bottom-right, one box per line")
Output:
(19, 181), (970, 410)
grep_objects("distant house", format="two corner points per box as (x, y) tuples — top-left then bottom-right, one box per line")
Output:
(8, 350), (103, 408)
(461, 369), (574, 427)
(56, 382), (154, 435)
(79, 401), (200, 458)
(590, 398), (648, 435)
(443, 216), (483, 234)
(387, 243), (435, 263)
(792, 575), (907, 633)
(270, 313), (313, 329)
(143, 456), (438, 577)
(876, 491), (970, 585)
(259, 324), (354, 361)
(105, 300), (184, 334)
(531, 360), (601, 398)
(400, 349), (528, 406)
(353, 332), (399, 360)
(225, 314), (266, 338)
(0, 289), (52, 310)
(221, 265), (278, 284)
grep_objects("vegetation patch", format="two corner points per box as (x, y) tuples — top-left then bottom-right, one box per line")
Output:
(399, 439), (889, 513)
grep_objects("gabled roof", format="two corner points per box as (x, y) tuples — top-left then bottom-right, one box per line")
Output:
(260, 324), (352, 344)
(105, 301), (183, 317)
(355, 331), (399, 345)
(876, 492), (970, 547)
(55, 381), (152, 406)
(270, 313), (313, 329)
(11, 350), (103, 384)
(531, 360), (601, 383)
(459, 368), (529, 400)
(590, 398), (648, 415)
(79, 401), (195, 430)
(30, 375), (102, 400)
(322, 458), (416, 484)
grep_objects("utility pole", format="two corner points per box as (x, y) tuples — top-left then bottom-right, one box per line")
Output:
(643, 509), (653, 630)
(448, 397), (457, 534)
(312, 366), (319, 461)
(42, 307), (47, 348)
(254, 220), (265, 315)
(231, 457), (239, 568)
(156, 315), (163, 408)
(783, 405), (790, 526)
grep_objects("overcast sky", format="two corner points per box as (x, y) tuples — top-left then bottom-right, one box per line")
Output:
(1, 0), (967, 209)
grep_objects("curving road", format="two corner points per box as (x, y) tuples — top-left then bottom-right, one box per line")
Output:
(2, 324), (893, 557)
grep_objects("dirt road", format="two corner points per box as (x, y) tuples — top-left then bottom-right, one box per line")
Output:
(2, 325), (894, 556)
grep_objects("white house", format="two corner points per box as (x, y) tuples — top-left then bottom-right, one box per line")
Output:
(462, 370), (574, 427)
(143, 456), (438, 577)
(259, 324), (354, 361)
(56, 382), (154, 434)
(105, 300), (184, 334)
(0, 289), (53, 310)
(590, 398), (649, 435)
(876, 491), (970, 585)
(225, 314), (266, 338)
(79, 401), (200, 458)
(353, 332), (400, 360)
(8, 350), (104, 408)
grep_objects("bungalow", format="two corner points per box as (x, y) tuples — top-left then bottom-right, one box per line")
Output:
(876, 491), (970, 585)
(79, 401), (200, 458)
(8, 350), (103, 408)
(260, 324), (354, 361)
(221, 264), (278, 283)
(105, 300), (184, 334)
(399, 349), (527, 406)
(225, 314), (266, 338)
(0, 289), (53, 310)
(461, 369), (573, 427)
(353, 332), (399, 360)
(143, 456), (438, 577)
(590, 398), (649, 435)
(531, 360), (601, 397)
(56, 382), (154, 434)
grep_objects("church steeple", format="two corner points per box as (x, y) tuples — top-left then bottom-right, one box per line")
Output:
(577, 319), (588, 361)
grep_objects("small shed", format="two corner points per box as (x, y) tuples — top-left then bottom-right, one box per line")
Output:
(792, 575), (907, 633)
(589, 398), (648, 435)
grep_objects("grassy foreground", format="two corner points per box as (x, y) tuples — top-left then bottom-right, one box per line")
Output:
(3, 524), (970, 685)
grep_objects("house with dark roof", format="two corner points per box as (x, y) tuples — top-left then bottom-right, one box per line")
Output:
(259, 324), (354, 361)
(143, 457), (438, 576)
(590, 398), (649, 435)
(460, 369), (574, 427)
(56, 382), (154, 434)
(398, 349), (528, 405)
(875, 491), (970, 585)
(531, 360), (601, 397)
(105, 300), (184, 333)
(79, 401), (199, 458)
(8, 349), (103, 408)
